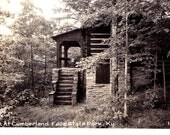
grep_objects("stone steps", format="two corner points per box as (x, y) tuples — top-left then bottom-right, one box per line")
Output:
(54, 70), (75, 105)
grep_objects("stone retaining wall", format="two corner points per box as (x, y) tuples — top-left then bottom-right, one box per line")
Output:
(86, 70), (111, 104)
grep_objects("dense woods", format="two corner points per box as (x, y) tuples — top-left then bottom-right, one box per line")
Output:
(0, 0), (170, 128)
(0, 1), (57, 108)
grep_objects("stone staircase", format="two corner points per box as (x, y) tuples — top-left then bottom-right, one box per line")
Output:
(54, 71), (74, 105)
(51, 68), (79, 105)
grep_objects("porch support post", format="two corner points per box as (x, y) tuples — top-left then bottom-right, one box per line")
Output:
(86, 30), (91, 57)
(64, 46), (69, 67)
(56, 41), (62, 68)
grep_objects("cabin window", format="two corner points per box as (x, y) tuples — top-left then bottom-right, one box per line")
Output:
(96, 60), (110, 84)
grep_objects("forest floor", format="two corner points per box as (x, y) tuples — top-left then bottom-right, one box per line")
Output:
(10, 101), (170, 128)
(12, 103), (107, 128)
(2, 87), (170, 128)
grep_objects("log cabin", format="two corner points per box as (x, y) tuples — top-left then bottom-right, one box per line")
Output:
(49, 13), (170, 106)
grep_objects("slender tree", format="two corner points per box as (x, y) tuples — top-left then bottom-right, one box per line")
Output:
(124, 0), (128, 118)
(13, 1), (56, 91)
(0, 9), (24, 96)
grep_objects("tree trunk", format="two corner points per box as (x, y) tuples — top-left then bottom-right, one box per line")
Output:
(43, 53), (47, 97)
(44, 54), (47, 85)
(160, 6), (166, 103)
(31, 42), (34, 90)
(162, 55), (166, 102)
(111, 17), (118, 95)
(154, 52), (157, 91)
(124, 0), (128, 118)
(1, 50), (4, 84)
(43, 37), (47, 97)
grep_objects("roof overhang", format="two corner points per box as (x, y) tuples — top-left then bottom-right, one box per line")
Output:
(52, 28), (84, 42)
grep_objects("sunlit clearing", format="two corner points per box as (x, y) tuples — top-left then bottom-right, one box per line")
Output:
(0, 0), (65, 19)
(0, 0), (23, 13)
(33, 0), (65, 19)
(0, 25), (12, 35)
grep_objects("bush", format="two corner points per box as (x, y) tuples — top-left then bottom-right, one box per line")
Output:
(128, 87), (162, 114)
(143, 88), (162, 109)
(14, 89), (39, 106)
(0, 106), (14, 124)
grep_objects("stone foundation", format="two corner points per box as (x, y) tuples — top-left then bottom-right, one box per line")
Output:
(86, 71), (111, 104)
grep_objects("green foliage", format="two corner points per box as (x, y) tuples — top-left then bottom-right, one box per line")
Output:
(14, 89), (39, 106)
(0, 1), (57, 107)
(12, 0), (56, 92)
(73, 0), (170, 71)
(65, 1), (170, 119)
(128, 87), (162, 114)
(0, 106), (14, 124)
(63, 0), (113, 25)
(143, 88), (161, 108)
(0, 12), (24, 92)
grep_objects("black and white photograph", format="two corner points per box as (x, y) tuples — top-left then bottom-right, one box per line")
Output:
(0, 0), (170, 132)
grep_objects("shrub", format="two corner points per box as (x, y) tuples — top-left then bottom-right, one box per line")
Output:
(0, 106), (14, 125)
(14, 89), (39, 106)
(128, 87), (162, 114)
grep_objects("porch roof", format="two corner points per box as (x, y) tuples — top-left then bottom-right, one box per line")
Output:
(52, 28), (85, 42)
